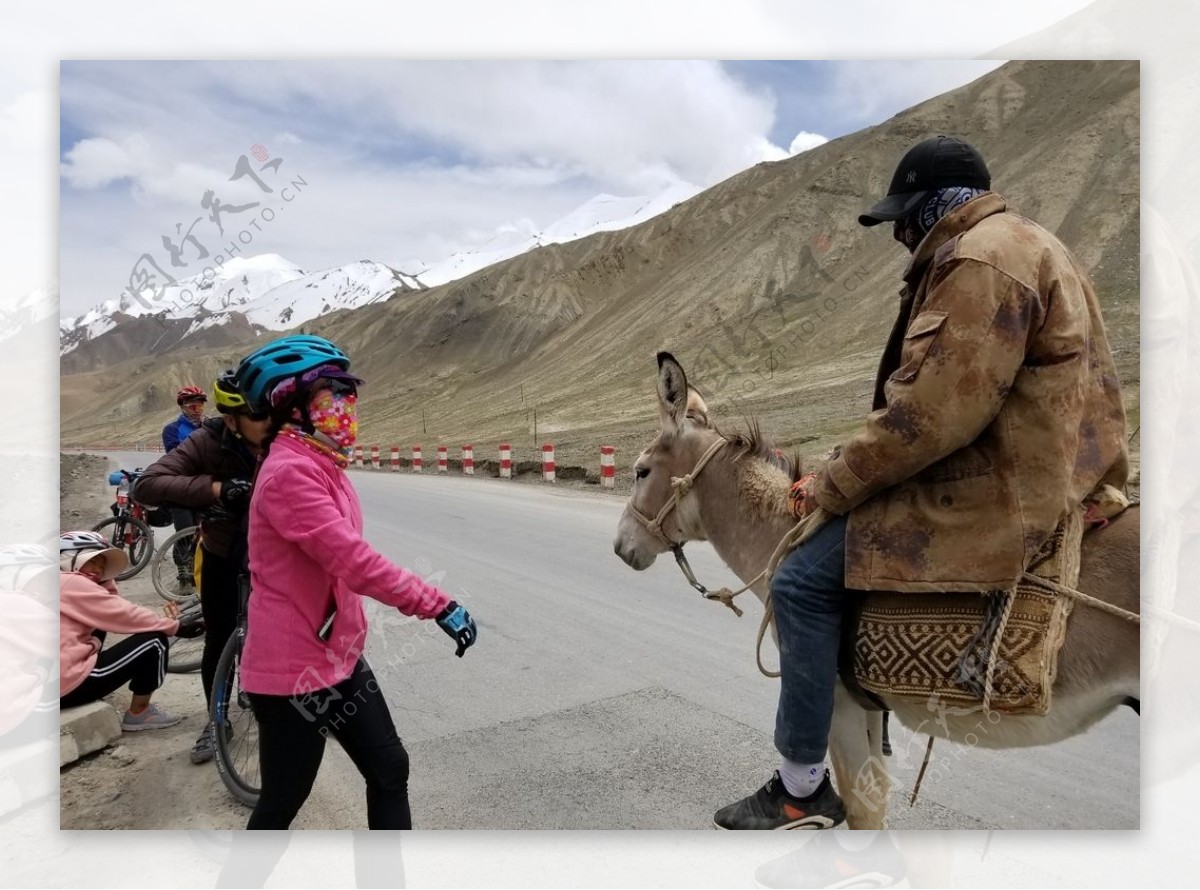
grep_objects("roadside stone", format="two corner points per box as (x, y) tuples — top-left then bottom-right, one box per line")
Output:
(60, 701), (122, 767)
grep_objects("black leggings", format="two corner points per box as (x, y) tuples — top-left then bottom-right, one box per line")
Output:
(199, 545), (239, 706)
(60, 632), (169, 708)
(246, 659), (412, 830)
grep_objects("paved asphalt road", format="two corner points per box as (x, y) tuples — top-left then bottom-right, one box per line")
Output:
(108, 451), (1139, 830)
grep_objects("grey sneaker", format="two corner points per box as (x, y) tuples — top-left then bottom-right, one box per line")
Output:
(121, 703), (183, 732)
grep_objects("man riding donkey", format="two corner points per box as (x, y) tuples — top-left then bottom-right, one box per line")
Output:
(715, 135), (1129, 829)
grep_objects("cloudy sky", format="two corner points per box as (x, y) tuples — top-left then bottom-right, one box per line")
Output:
(59, 60), (1003, 317)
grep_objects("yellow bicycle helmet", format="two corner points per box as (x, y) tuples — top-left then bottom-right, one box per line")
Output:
(213, 370), (251, 415)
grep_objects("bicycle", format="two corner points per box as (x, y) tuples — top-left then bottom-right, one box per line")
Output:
(211, 573), (260, 807)
(151, 525), (200, 602)
(91, 469), (161, 580)
(166, 594), (205, 674)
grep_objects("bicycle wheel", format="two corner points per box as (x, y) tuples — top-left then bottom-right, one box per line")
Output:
(167, 634), (205, 673)
(211, 630), (260, 807)
(91, 515), (153, 580)
(151, 526), (200, 602)
(167, 596), (204, 674)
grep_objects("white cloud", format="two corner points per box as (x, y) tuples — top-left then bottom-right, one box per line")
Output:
(789, 131), (829, 155)
(829, 61), (1006, 124)
(755, 137), (790, 164)
(143, 61), (781, 192)
(61, 135), (144, 189)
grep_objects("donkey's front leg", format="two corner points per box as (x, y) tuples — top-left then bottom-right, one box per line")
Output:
(828, 683), (890, 829)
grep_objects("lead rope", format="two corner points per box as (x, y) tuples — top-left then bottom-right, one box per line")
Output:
(1020, 572), (1140, 624)
(981, 590), (1016, 715)
(697, 507), (833, 678)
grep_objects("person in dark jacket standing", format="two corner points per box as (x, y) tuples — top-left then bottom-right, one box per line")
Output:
(136, 372), (269, 763)
(162, 385), (211, 586)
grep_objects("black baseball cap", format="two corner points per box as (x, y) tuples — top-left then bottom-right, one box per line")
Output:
(858, 135), (991, 227)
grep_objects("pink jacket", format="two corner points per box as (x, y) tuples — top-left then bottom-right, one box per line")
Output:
(59, 572), (179, 696)
(241, 434), (451, 695)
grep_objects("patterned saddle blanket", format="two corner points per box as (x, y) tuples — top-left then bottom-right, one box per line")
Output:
(849, 506), (1084, 716)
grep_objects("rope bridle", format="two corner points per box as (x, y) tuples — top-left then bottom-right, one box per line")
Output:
(625, 438), (756, 612)
(626, 437), (726, 550)
(625, 435), (832, 676)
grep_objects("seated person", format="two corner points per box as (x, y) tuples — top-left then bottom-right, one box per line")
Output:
(59, 531), (202, 731)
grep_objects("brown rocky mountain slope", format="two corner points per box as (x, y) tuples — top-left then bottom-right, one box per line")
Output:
(62, 60), (1138, 476)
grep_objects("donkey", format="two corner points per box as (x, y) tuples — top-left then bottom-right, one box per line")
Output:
(613, 352), (1140, 829)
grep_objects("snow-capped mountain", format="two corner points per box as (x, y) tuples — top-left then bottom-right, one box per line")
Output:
(188, 258), (421, 332)
(59, 255), (422, 355)
(59, 181), (700, 356)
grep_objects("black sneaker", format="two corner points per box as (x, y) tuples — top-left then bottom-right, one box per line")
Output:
(190, 724), (214, 764)
(715, 770), (846, 830)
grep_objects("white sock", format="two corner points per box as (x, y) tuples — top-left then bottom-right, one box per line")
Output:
(779, 758), (826, 798)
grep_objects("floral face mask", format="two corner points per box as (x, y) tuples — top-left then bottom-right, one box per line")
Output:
(308, 386), (358, 450)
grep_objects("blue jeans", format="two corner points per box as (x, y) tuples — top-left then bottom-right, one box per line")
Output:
(770, 513), (851, 764)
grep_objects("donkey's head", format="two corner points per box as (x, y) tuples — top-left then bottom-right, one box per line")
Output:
(612, 351), (723, 570)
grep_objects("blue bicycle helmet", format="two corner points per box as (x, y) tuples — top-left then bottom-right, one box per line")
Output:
(235, 335), (351, 411)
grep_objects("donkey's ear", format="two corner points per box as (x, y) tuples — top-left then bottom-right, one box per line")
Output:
(656, 351), (689, 429)
(686, 386), (709, 425)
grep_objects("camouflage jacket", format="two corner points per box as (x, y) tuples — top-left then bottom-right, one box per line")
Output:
(814, 193), (1128, 592)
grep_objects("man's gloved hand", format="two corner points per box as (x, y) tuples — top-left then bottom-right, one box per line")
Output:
(435, 601), (477, 657)
(218, 479), (254, 511)
(175, 616), (206, 639)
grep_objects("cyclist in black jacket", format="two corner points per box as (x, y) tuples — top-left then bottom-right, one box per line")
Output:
(134, 371), (269, 764)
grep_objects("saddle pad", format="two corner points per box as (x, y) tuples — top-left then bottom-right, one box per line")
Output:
(852, 509), (1081, 716)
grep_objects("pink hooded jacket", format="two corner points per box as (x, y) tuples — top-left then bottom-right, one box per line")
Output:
(59, 572), (180, 696)
(241, 433), (451, 696)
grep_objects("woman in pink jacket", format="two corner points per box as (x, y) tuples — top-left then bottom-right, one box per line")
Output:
(235, 335), (477, 829)
(59, 531), (204, 730)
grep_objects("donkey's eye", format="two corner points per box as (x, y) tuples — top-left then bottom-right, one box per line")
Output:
(635, 466), (650, 480)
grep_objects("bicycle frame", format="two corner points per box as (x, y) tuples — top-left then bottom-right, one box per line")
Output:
(110, 471), (148, 544)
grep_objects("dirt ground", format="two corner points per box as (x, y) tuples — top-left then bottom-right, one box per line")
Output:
(59, 453), (252, 829)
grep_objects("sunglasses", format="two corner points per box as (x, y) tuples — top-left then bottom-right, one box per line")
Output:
(320, 379), (358, 398)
